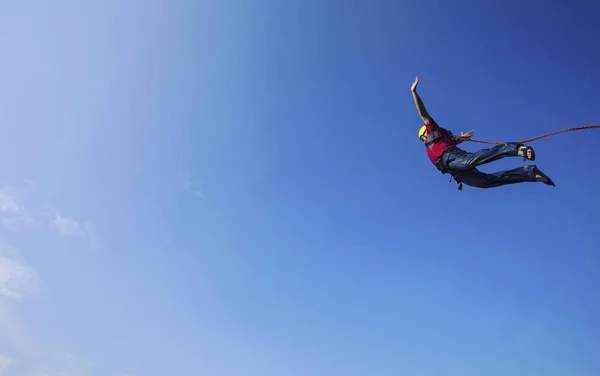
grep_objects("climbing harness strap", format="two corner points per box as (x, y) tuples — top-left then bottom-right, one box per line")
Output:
(450, 176), (463, 191)
(425, 127), (454, 149)
(456, 125), (600, 145)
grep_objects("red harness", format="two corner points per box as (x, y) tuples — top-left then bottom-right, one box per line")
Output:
(424, 126), (457, 167)
(424, 126), (464, 190)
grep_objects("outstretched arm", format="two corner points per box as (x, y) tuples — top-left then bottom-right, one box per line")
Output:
(411, 75), (432, 124)
(411, 76), (475, 142)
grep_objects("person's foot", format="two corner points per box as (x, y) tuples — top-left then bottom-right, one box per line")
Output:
(518, 145), (536, 161)
(533, 166), (555, 186)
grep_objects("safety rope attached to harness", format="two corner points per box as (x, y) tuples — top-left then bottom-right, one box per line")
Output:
(455, 125), (600, 145)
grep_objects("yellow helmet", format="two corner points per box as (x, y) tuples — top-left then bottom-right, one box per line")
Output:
(418, 125), (427, 139)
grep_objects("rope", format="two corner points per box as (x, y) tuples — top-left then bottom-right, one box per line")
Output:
(456, 125), (600, 145)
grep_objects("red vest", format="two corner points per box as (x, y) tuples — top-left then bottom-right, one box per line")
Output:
(424, 123), (457, 166)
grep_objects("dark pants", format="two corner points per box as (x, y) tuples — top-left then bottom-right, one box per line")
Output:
(438, 142), (537, 189)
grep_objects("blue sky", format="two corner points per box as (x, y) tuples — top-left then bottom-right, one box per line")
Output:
(0, 0), (599, 375)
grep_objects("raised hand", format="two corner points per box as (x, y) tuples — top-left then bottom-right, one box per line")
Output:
(411, 75), (420, 92)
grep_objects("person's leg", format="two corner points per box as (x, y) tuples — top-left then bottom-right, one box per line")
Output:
(453, 165), (553, 188)
(445, 142), (533, 171)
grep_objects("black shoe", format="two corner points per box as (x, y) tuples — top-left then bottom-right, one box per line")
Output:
(533, 166), (555, 186)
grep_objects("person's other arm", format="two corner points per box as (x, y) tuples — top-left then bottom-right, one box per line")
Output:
(454, 130), (475, 144)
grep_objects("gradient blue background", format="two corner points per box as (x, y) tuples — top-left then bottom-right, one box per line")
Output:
(0, 0), (598, 375)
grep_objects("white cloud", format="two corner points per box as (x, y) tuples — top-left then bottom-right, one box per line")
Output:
(0, 191), (19, 214)
(192, 189), (206, 199)
(0, 257), (29, 299)
(0, 242), (38, 300)
(0, 189), (87, 238)
(0, 188), (39, 233)
(182, 180), (206, 200)
(50, 212), (85, 237)
(0, 184), (100, 376)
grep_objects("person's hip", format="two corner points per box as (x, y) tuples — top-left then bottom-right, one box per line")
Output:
(435, 147), (466, 173)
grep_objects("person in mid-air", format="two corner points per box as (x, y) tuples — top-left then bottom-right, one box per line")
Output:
(411, 75), (555, 189)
